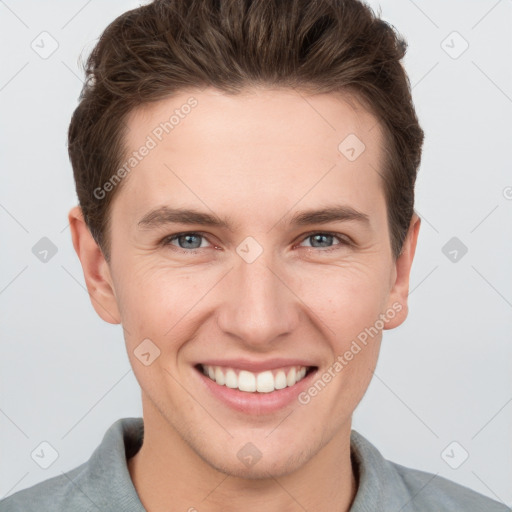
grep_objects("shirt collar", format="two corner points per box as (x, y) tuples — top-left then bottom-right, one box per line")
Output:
(86, 417), (411, 511)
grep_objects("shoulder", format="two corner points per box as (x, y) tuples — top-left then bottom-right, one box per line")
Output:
(350, 430), (509, 512)
(0, 463), (90, 512)
(0, 417), (145, 512)
(390, 460), (508, 511)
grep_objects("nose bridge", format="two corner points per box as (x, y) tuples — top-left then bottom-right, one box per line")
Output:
(217, 248), (298, 346)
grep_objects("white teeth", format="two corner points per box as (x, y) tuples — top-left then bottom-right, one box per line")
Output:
(215, 367), (225, 386)
(286, 367), (296, 387)
(274, 370), (287, 390)
(225, 369), (237, 388)
(256, 371), (274, 393)
(238, 370), (256, 392)
(200, 364), (310, 393)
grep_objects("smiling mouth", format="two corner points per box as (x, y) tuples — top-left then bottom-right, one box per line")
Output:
(195, 364), (317, 393)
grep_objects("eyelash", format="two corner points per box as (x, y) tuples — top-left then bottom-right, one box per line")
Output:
(160, 231), (352, 254)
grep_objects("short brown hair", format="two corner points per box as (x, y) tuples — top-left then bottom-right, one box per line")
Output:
(68, 0), (424, 261)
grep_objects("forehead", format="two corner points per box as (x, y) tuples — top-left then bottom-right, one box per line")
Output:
(113, 87), (386, 229)
(126, 87), (380, 154)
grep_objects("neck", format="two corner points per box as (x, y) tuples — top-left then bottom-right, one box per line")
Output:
(128, 399), (357, 512)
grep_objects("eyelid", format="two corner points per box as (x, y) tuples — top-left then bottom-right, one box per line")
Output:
(161, 230), (353, 252)
(161, 231), (214, 251)
(296, 230), (353, 250)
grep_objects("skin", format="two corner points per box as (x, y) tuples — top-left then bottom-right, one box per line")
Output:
(69, 87), (420, 512)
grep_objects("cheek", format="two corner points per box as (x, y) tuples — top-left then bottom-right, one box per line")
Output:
(114, 258), (200, 333)
(298, 266), (387, 412)
(116, 265), (200, 392)
(295, 261), (390, 336)
(114, 248), (392, 356)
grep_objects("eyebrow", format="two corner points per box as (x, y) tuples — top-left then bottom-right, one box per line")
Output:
(137, 204), (370, 231)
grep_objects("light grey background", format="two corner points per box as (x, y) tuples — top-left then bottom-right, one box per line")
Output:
(1, 0), (511, 506)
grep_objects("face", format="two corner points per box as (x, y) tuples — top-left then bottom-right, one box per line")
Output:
(74, 87), (418, 479)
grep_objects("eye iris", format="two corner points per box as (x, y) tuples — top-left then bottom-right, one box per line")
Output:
(311, 234), (333, 248)
(178, 234), (202, 249)
(172, 234), (337, 250)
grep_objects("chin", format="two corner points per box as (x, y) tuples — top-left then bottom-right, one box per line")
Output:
(196, 438), (317, 480)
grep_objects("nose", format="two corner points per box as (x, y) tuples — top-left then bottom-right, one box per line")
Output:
(216, 252), (300, 350)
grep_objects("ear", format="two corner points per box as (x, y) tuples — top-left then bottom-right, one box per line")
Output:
(384, 212), (421, 329)
(68, 205), (121, 324)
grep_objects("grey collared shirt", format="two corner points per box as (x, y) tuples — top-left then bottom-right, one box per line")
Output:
(0, 417), (508, 511)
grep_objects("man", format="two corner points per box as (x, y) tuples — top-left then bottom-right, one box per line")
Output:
(0, 0), (508, 511)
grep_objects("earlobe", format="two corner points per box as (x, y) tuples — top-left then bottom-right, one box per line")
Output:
(68, 205), (121, 325)
(384, 213), (421, 330)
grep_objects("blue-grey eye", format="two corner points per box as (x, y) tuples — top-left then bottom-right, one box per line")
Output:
(304, 233), (336, 248)
(168, 233), (206, 249)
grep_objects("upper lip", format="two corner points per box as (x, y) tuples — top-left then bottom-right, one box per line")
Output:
(197, 358), (317, 373)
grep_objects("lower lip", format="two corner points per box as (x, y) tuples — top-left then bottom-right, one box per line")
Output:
(195, 366), (318, 415)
